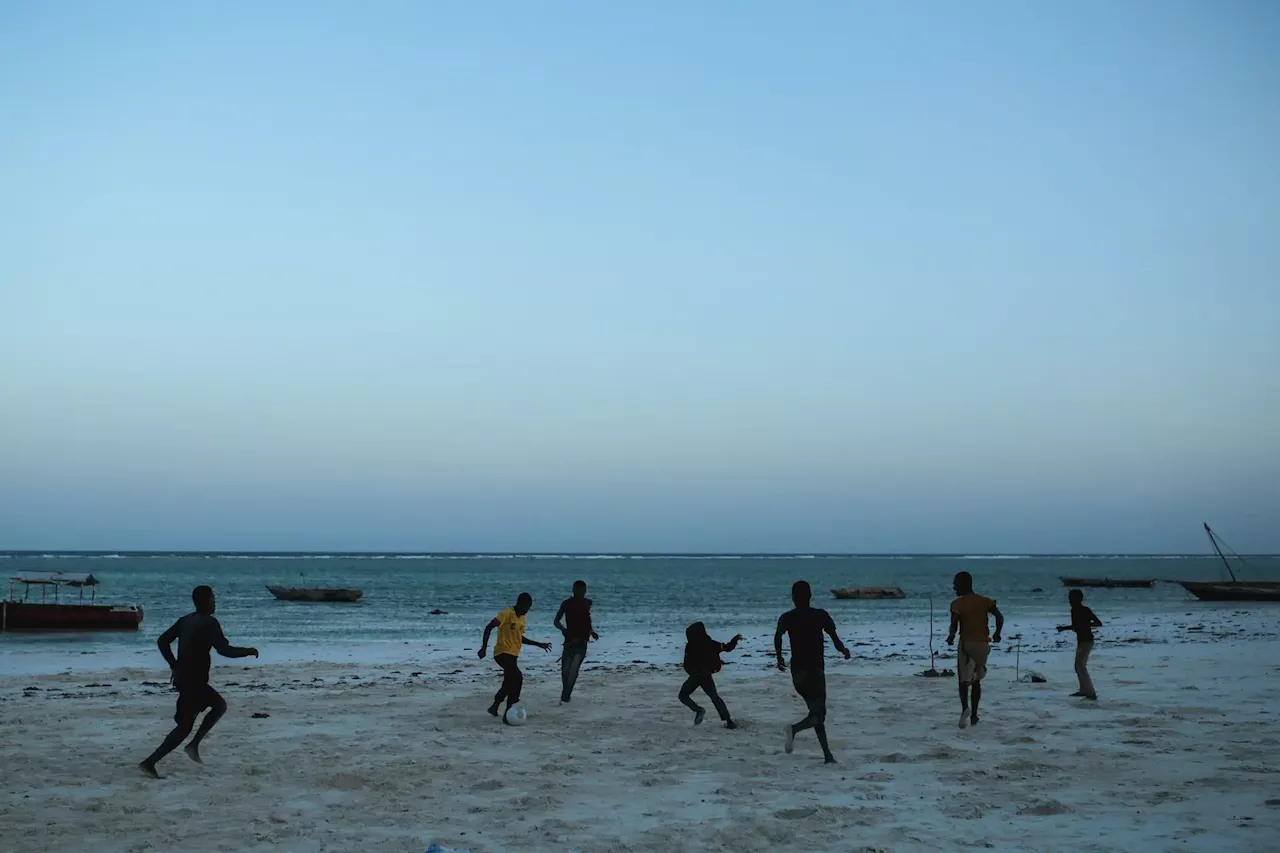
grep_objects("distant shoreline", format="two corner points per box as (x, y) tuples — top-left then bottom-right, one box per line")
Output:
(5, 551), (1273, 559)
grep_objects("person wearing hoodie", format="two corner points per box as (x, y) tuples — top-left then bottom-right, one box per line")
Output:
(678, 622), (742, 729)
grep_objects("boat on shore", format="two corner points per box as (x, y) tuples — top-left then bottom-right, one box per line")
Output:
(266, 585), (363, 603)
(1060, 577), (1156, 589)
(2, 572), (144, 631)
(1177, 524), (1280, 602)
(831, 586), (906, 600)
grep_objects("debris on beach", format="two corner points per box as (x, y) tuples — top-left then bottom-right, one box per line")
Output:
(1018, 800), (1073, 816)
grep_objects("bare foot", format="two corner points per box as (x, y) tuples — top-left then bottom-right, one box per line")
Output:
(139, 761), (160, 779)
(824, 756), (838, 764)
(184, 744), (203, 764)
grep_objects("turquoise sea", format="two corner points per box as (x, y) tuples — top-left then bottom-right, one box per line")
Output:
(4, 552), (1278, 673)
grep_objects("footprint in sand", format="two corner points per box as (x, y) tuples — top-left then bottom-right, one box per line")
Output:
(917, 745), (963, 761)
(325, 772), (367, 790)
(775, 807), (818, 820)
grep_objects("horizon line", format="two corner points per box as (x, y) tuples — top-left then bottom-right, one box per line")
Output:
(0, 549), (1257, 558)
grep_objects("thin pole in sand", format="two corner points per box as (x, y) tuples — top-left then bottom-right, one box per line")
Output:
(1011, 633), (1022, 682)
(928, 596), (936, 672)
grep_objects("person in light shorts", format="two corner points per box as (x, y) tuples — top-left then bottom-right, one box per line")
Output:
(956, 638), (991, 683)
(946, 572), (1003, 729)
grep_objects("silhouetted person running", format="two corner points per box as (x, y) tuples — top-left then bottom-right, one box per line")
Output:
(479, 592), (551, 721)
(553, 580), (599, 704)
(775, 580), (851, 763)
(139, 585), (259, 778)
(679, 622), (742, 729)
(946, 571), (1004, 729)
(1057, 588), (1102, 700)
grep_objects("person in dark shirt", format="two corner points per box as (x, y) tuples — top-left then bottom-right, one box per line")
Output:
(553, 580), (599, 704)
(1056, 589), (1102, 700)
(139, 586), (259, 778)
(774, 580), (851, 763)
(679, 622), (742, 729)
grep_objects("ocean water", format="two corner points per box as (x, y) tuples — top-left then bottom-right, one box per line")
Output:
(4, 552), (1278, 673)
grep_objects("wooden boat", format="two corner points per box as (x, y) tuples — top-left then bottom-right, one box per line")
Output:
(266, 585), (363, 602)
(1177, 581), (1280, 602)
(831, 586), (906, 600)
(1060, 577), (1156, 588)
(2, 572), (144, 631)
(1176, 524), (1280, 602)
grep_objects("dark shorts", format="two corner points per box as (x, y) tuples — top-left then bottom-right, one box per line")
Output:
(175, 683), (224, 725)
(791, 669), (827, 717)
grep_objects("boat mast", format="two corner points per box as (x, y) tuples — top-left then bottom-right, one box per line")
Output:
(1203, 522), (1239, 582)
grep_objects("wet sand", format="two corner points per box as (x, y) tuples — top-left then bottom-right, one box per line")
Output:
(2, 637), (1279, 852)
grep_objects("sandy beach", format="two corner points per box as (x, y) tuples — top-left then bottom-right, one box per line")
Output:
(3, 633), (1278, 853)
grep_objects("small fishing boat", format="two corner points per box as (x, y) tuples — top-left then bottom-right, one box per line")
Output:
(1060, 577), (1156, 589)
(1177, 524), (1280, 602)
(831, 586), (906, 600)
(266, 585), (363, 603)
(2, 572), (144, 631)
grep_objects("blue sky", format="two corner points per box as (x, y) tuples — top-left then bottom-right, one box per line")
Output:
(2, 1), (1277, 552)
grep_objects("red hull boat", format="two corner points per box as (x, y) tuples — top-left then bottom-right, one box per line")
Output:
(2, 572), (144, 632)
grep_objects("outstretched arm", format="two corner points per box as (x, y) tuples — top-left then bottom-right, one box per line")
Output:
(478, 618), (499, 658)
(722, 634), (743, 653)
(773, 617), (786, 671)
(211, 621), (258, 659)
(991, 606), (1004, 642)
(946, 612), (960, 645)
(522, 635), (553, 651)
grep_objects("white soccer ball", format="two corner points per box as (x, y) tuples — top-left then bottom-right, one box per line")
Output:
(503, 706), (529, 726)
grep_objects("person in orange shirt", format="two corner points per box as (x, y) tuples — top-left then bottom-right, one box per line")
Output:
(478, 592), (552, 722)
(945, 571), (1004, 729)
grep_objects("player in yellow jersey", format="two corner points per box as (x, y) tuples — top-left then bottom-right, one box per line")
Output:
(479, 592), (552, 719)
